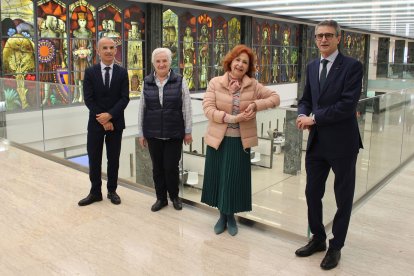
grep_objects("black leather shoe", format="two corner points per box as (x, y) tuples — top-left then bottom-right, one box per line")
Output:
(320, 248), (341, 270)
(295, 238), (326, 257)
(107, 192), (121, 205)
(151, 199), (168, 212)
(172, 197), (182, 210)
(78, 193), (103, 206)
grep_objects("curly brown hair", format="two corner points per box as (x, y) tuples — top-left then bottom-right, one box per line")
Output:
(222, 44), (256, 78)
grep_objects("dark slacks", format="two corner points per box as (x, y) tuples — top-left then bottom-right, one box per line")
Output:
(87, 129), (123, 195)
(305, 134), (357, 250)
(147, 138), (183, 201)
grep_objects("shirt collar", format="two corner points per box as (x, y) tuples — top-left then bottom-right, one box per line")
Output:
(320, 50), (339, 64)
(153, 70), (171, 82)
(101, 62), (114, 70)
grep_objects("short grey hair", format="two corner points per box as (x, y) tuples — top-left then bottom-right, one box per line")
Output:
(151, 47), (172, 66)
(315, 20), (341, 36)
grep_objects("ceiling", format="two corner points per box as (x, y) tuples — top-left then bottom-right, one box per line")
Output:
(191, 0), (414, 39)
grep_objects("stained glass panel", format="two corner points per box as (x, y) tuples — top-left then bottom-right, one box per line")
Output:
(37, 0), (68, 106)
(197, 14), (212, 89)
(180, 12), (196, 90)
(98, 3), (122, 65)
(1, 0), (36, 109)
(125, 4), (145, 97)
(69, 0), (96, 103)
(228, 17), (240, 51)
(163, 9), (178, 72)
(213, 16), (227, 77)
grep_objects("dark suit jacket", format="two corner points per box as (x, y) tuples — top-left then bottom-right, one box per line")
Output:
(83, 63), (130, 132)
(298, 52), (363, 158)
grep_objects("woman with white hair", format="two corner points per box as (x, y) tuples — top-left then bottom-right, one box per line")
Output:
(137, 47), (193, 212)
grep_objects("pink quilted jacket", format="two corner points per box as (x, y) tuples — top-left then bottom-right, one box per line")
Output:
(203, 72), (280, 150)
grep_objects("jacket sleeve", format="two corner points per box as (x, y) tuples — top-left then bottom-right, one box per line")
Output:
(83, 68), (106, 115)
(254, 80), (280, 111)
(108, 68), (130, 120)
(298, 65), (313, 116)
(203, 79), (226, 123)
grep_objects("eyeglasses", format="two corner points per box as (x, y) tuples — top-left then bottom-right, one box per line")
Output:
(315, 33), (336, 41)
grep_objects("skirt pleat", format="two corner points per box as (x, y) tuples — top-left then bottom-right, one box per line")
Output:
(201, 137), (252, 214)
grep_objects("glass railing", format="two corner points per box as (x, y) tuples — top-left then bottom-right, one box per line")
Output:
(374, 62), (414, 80)
(1, 77), (414, 238)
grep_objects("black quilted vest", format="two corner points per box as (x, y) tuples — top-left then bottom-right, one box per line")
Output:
(143, 71), (185, 139)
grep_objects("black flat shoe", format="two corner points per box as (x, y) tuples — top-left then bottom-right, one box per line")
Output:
(172, 197), (182, 210)
(107, 192), (121, 205)
(151, 199), (168, 212)
(78, 193), (103, 206)
(295, 238), (326, 257)
(320, 248), (341, 270)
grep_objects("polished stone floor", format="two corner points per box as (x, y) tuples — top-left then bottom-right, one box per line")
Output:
(1, 139), (414, 275)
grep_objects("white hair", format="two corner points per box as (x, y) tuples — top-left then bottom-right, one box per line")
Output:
(151, 47), (172, 66)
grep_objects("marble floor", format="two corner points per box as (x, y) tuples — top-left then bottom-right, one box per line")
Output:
(1, 139), (414, 275)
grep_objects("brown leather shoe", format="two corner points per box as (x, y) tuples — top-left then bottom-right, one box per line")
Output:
(78, 193), (103, 206)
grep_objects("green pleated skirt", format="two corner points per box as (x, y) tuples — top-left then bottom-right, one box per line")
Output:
(201, 136), (252, 214)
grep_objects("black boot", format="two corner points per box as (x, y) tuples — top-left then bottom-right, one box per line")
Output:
(214, 211), (227, 234)
(227, 213), (238, 236)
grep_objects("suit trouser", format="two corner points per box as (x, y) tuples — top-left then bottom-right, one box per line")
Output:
(305, 137), (357, 250)
(147, 138), (183, 201)
(87, 129), (123, 195)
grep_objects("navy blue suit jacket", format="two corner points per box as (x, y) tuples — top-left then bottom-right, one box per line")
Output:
(83, 63), (130, 132)
(298, 52), (363, 158)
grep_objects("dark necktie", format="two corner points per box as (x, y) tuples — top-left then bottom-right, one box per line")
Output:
(104, 66), (110, 89)
(319, 59), (329, 90)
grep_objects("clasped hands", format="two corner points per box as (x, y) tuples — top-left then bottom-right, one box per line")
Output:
(224, 102), (257, 124)
(296, 115), (314, 130)
(96, 112), (113, 131)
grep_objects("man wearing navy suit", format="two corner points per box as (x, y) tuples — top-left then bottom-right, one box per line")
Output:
(295, 20), (363, 270)
(78, 37), (130, 206)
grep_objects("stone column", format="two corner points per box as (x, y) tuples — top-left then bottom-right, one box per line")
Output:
(135, 137), (154, 188)
(283, 109), (303, 175)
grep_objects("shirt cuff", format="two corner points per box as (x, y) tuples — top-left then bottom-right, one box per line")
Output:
(311, 114), (316, 124)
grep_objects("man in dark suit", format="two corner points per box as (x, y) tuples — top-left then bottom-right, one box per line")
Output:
(295, 20), (363, 270)
(78, 37), (130, 206)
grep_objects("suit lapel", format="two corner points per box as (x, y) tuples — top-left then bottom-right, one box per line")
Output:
(111, 64), (118, 89)
(94, 65), (104, 89)
(311, 59), (321, 98)
(319, 53), (343, 97)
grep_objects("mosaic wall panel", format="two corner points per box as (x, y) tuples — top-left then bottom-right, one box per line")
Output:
(1, 0), (36, 110)
(163, 6), (240, 92)
(342, 31), (366, 64)
(253, 19), (299, 84)
(0, 0), (146, 111)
